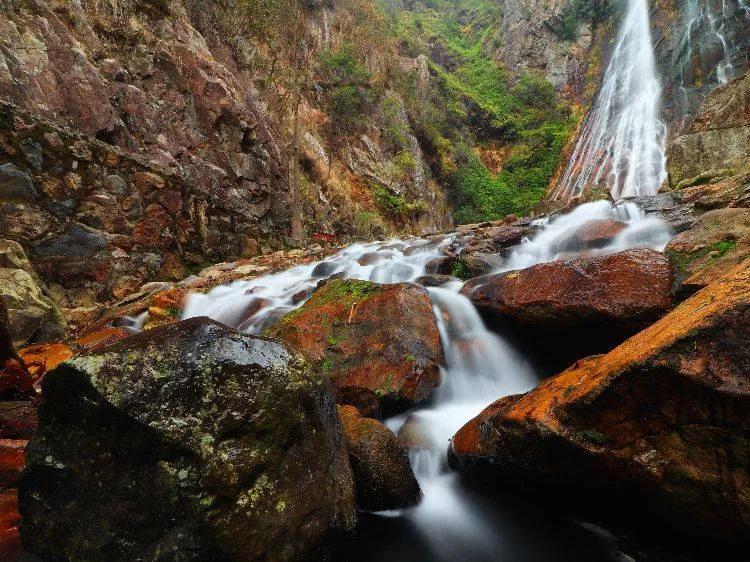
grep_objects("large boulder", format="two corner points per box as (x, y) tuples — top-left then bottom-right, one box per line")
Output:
(461, 249), (674, 369)
(450, 262), (750, 547)
(0, 240), (67, 348)
(665, 207), (750, 298)
(19, 318), (356, 561)
(267, 280), (444, 414)
(338, 406), (421, 512)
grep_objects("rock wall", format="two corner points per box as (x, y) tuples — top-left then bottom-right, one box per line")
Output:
(488, 0), (610, 100)
(0, 0), (289, 302)
(0, 101), (278, 309)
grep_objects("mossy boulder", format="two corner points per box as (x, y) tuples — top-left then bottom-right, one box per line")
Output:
(267, 279), (444, 415)
(338, 405), (421, 512)
(665, 207), (750, 299)
(19, 317), (356, 561)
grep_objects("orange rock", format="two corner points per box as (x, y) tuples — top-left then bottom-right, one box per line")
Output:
(149, 288), (186, 311)
(267, 279), (444, 414)
(18, 343), (74, 384)
(72, 327), (132, 352)
(0, 439), (26, 489)
(0, 489), (24, 562)
(450, 261), (750, 546)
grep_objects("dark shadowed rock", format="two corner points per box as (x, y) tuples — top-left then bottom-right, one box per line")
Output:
(450, 262), (750, 547)
(338, 406), (421, 512)
(19, 317), (356, 562)
(414, 274), (459, 287)
(267, 280), (444, 414)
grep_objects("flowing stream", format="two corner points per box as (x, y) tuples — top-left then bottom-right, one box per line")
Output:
(183, 201), (672, 560)
(552, 0), (667, 201)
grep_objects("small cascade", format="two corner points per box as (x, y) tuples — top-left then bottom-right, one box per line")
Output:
(552, 0), (667, 201)
(181, 200), (673, 560)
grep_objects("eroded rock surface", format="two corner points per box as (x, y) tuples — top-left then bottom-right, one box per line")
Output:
(19, 317), (356, 561)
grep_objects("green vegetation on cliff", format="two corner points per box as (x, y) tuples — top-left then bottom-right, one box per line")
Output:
(387, 0), (576, 221)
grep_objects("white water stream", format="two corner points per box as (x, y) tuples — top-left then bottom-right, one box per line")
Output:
(552, 0), (667, 201)
(182, 201), (672, 560)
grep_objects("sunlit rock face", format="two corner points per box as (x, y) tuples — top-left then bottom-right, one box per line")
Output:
(450, 261), (750, 547)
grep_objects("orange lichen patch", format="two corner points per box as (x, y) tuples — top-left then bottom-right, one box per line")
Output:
(150, 288), (187, 310)
(72, 327), (132, 352)
(18, 343), (74, 382)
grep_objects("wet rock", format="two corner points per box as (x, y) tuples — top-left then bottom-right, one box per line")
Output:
(397, 415), (436, 452)
(450, 262), (750, 547)
(556, 219), (628, 252)
(35, 225), (107, 259)
(312, 261), (340, 278)
(424, 256), (458, 275)
(0, 402), (37, 439)
(0, 488), (25, 561)
(414, 274), (459, 287)
(0, 439), (26, 489)
(338, 406), (421, 512)
(459, 252), (504, 276)
(19, 318), (356, 561)
(332, 387), (381, 420)
(665, 208), (750, 299)
(357, 252), (392, 266)
(267, 279), (444, 414)
(462, 249), (673, 369)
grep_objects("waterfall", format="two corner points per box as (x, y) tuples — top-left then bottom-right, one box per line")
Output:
(180, 199), (672, 560)
(552, 0), (667, 201)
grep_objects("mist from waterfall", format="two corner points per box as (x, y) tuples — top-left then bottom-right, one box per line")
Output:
(552, 0), (667, 201)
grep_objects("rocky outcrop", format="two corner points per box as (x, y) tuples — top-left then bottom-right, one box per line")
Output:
(267, 279), (444, 414)
(665, 207), (750, 298)
(462, 248), (673, 367)
(338, 405), (421, 512)
(0, 239), (67, 347)
(667, 73), (750, 187)
(450, 261), (750, 546)
(19, 318), (356, 561)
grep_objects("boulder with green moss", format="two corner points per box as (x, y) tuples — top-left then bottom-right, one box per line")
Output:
(19, 317), (356, 562)
(266, 279), (444, 415)
(665, 208), (750, 299)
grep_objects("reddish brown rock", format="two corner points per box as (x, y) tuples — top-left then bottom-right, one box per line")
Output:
(18, 343), (74, 386)
(0, 489), (25, 562)
(338, 405), (421, 511)
(267, 279), (444, 414)
(450, 262), (750, 547)
(557, 218), (627, 251)
(462, 249), (674, 368)
(72, 327), (132, 352)
(0, 402), (37, 439)
(0, 439), (26, 489)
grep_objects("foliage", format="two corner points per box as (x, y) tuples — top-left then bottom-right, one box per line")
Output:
(557, 0), (618, 40)
(372, 184), (427, 220)
(320, 44), (377, 132)
(392, 0), (575, 221)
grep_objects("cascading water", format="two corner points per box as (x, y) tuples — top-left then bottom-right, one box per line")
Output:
(672, 0), (750, 128)
(182, 200), (673, 560)
(552, 0), (667, 201)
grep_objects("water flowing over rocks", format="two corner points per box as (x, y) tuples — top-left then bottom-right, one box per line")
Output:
(338, 405), (421, 512)
(267, 279), (444, 415)
(19, 317), (356, 562)
(461, 248), (674, 368)
(450, 261), (750, 547)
